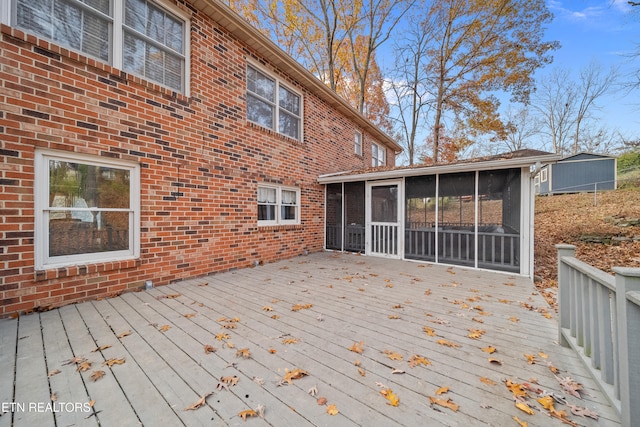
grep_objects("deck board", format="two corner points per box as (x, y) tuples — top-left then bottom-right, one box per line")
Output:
(0, 253), (622, 426)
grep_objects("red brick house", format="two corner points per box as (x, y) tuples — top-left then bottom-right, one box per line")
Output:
(0, 0), (401, 316)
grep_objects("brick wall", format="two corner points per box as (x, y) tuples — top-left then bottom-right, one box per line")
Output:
(0, 1), (395, 317)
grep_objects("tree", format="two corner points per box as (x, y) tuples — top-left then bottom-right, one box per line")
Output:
(501, 106), (541, 152)
(417, 0), (558, 162)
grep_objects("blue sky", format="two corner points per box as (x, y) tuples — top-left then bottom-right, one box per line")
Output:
(534, 0), (640, 142)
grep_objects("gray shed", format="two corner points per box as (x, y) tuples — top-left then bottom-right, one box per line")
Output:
(535, 152), (617, 195)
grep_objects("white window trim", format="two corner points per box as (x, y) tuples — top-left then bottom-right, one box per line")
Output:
(541, 168), (548, 183)
(355, 131), (363, 156)
(34, 149), (140, 270)
(257, 185), (300, 226)
(247, 61), (303, 141)
(372, 142), (386, 167)
(7, 0), (191, 96)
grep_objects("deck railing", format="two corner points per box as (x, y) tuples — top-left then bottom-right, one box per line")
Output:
(556, 244), (640, 427)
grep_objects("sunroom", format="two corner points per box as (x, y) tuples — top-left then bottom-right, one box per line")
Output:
(320, 150), (560, 277)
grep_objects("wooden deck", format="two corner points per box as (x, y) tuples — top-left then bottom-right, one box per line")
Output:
(0, 252), (621, 426)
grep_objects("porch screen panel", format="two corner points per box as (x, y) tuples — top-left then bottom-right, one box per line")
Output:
(326, 183), (342, 250)
(405, 175), (436, 261)
(438, 172), (475, 267)
(477, 169), (520, 272)
(344, 182), (365, 252)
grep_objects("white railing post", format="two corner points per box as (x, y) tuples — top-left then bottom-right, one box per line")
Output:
(612, 267), (640, 427)
(557, 244), (576, 346)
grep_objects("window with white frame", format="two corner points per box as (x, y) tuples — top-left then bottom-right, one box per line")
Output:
(354, 131), (362, 156)
(372, 142), (386, 166)
(247, 64), (302, 140)
(35, 150), (140, 270)
(541, 168), (548, 182)
(257, 185), (300, 225)
(12, 0), (189, 93)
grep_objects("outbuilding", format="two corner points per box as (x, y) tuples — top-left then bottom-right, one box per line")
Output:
(535, 152), (617, 195)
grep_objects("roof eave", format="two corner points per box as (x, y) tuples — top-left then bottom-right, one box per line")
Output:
(192, 0), (402, 153)
(317, 153), (562, 184)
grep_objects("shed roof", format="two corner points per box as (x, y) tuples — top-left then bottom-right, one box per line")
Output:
(559, 152), (616, 162)
(318, 149), (561, 183)
(191, 0), (402, 153)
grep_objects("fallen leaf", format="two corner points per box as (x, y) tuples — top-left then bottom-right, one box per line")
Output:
(238, 409), (258, 421)
(103, 358), (126, 367)
(513, 416), (528, 427)
(291, 303), (312, 312)
(281, 368), (308, 385)
(424, 289), (432, 295)
(383, 350), (403, 361)
(90, 370), (105, 382)
(48, 369), (61, 377)
(408, 354), (431, 367)
(225, 341), (235, 349)
(63, 356), (87, 365)
(159, 325), (171, 332)
(317, 397), (327, 405)
(555, 376), (584, 399)
(222, 323), (237, 329)
(348, 341), (364, 354)
(204, 345), (217, 354)
(481, 346), (497, 354)
(91, 344), (111, 352)
(77, 361), (92, 372)
(515, 401), (535, 415)
(423, 326), (437, 336)
(467, 329), (486, 339)
(391, 368), (405, 374)
(215, 333), (230, 341)
(269, 348), (277, 354)
(568, 404), (599, 420)
(392, 304), (403, 309)
(236, 348), (251, 359)
(472, 317), (484, 323)
(435, 386), (449, 395)
(262, 306), (274, 311)
(388, 314), (400, 319)
(326, 404), (339, 415)
(437, 339), (461, 348)
(358, 367), (366, 377)
(537, 395), (555, 411)
(184, 313), (196, 319)
(184, 392), (213, 411)
(548, 363), (560, 374)
(509, 316), (520, 322)
(117, 330), (131, 338)
(380, 389), (400, 406)
(524, 354), (536, 364)
(166, 294), (181, 299)
(538, 352), (549, 359)
(307, 385), (318, 396)
(271, 315), (280, 319)
(480, 377), (497, 385)
(429, 396), (459, 412)
(253, 377), (265, 385)
(282, 338), (299, 344)
(504, 380), (528, 398)
(488, 358), (502, 365)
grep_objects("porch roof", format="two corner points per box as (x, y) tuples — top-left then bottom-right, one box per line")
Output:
(318, 149), (561, 184)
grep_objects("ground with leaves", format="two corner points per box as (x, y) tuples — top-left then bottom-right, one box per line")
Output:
(534, 188), (640, 308)
(0, 253), (620, 426)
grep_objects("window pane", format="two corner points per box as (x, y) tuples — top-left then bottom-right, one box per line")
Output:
(83, 0), (110, 14)
(279, 86), (300, 115)
(279, 111), (299, 139)
(247, 95), (274, 129)
(257, 187), (276, 203)
(124, 33), (182, 91)
(125, 0), (146, 33)
(53, 2), (82, 50)
(83, 13), (110, 61)
(247, 66), (275, 101)
(49, 160), (130, 209)
(281, 190), (296, 205)
(371, 185), (398, 223)
(258, 204), (276, 221)
(49, 211), (130, 256)
(17, 1), (53, 38)
(281, 205), (296, 220)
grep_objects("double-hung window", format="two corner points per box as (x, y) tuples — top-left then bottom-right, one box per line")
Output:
(372, 142), (386, 167)
(12, 0), (189, 93)
(257, 185), (300, 226)
(247, 64), (302, 140)
(354, 131), (362, 156)
(34, 150), (140, 270)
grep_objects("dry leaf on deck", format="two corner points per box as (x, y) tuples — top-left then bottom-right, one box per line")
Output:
(388, 315), (400, 319)
(184, 313), (196, 319)
(269, 348), (277, 354)
(117, 330), (131, 338)
(348, 341), (364, 354)
(429, 396), (459, 412)
(270, 314), (280, 319)
(536, 395), (555, 411)
(282, 338), (299, 344)
(555, 376), (584, 399)
(513, 416), (528, 427)
(236, 348), (251, 359)
(281, 368), (308, 385)
(48, 369), (61, 377)
(435, 386), (449, 395)
(91, 344), (111, 352)
(481, 346), (497, 354)
(437, 339), (461, 348)
(184, 392), (213, 411)
(472, 317), (484, 323)
(166, 294), (181, 299)
(358, 367), (366, 377)
(215, 333), (230, 341)
(291, 303), (312, 311)
(204, 345), (217, 354)
(509, 316), (520, 322)
(488, 358), (502, 365)
(326, 404), (339, 415)
(383, 350), (403, 361)
(63, 356), (87, 365)
(222, 323), (237, 329)
(467, 329), (485, 339)
(317, 397), (327, 405)
(548, 362), (560, 374)
(238, 409), (258, 421)
(568, 404), (599, 420)
(515, 401), (535, 415)
(90, 370), (105, 382)
(221, 376), (239, 386)
(380, 389), (399, 406)
(480, 377), (496, 386)
(504, 380), (528, 398)
(408, 354), (431, 367)
(159, 325), (171, 332)
(423, 326), (437, 336)
(77, 361), (92, 372)
(538, 352), (548, 359)
(262, 306), (274, 311)
(103, 358), (126, 367)
(524, 354), (536, 364)
(51, 392), (57, 401)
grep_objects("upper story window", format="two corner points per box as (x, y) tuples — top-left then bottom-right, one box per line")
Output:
(11, 0), (189, 94)
(354, 131), (362, 156)
(372, 142), (386, 167)
(257, 185), (300, 226)
(34, 149), (140, 270)
(541, 168), (548, 182)
(247, 64), (302, 140)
